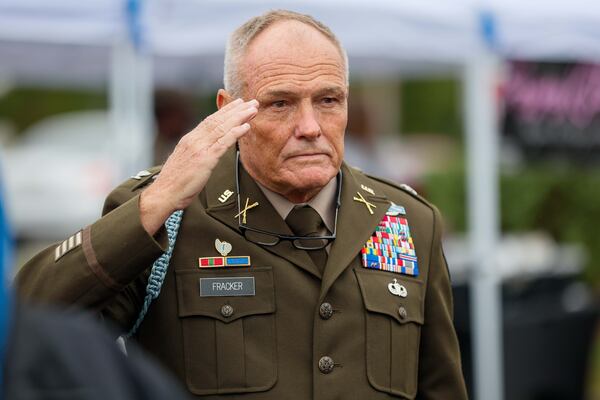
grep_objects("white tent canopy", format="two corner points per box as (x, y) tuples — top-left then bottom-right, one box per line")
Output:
(2, 0), (600, 88)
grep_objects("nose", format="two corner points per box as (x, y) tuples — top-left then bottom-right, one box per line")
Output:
(294, 101), (321, 139)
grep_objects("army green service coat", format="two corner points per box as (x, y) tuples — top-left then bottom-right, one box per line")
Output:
(16, 149), (467, 399)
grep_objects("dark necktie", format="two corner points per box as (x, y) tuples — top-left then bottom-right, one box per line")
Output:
(285, 205), (328, 272)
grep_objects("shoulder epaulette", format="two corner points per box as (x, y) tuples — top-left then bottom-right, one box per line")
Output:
(130, 166), (162, 191)
(362, 172), (432, 208)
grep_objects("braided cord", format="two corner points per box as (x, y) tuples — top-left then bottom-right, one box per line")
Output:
(124, 210), (184, 339)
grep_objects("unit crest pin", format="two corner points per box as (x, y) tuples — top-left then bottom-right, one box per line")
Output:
(215, 239), (232, 256)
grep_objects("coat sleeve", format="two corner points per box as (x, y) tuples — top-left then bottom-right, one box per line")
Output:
(14, 178), (168, 326)
(417, 206), (468, 399)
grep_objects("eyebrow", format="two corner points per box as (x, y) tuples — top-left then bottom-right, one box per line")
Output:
(260, 87), (346, 100)
(260, 90), (297, 99)
(314, 87), (346, 98)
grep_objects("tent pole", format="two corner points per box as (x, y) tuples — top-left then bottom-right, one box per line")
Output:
(109, 38), (153, 184)
(463, 54), (504, 400)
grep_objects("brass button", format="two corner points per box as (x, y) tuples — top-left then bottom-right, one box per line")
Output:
(221, 304), (234, 318)
(318, 356), (335, 374)
(319, 302), (334, 320)
(398, 306), (407, 320)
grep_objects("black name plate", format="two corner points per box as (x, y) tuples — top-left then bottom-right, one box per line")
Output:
(199, 277), (256, 297)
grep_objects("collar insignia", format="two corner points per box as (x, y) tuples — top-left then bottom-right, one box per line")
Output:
(218, 189), (234, 203)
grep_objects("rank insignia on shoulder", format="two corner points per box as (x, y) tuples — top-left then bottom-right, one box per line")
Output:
(361, 215), (418, 276)
(55, 230), (82, 261)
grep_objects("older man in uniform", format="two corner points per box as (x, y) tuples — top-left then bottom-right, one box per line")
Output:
(16, 10), (468, 399)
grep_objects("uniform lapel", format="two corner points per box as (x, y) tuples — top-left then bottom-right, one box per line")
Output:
(319, 164), (389, 300)
(204, 148), (238, 233)
(204, 149), (321, 279)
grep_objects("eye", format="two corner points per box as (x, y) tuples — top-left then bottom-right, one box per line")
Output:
(321, 97), (339, 105)
(271, 100), (287, 108)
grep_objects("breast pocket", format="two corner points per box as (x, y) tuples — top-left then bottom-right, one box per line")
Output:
(175, 267), (277, 395)
(354, 268), (425, 399)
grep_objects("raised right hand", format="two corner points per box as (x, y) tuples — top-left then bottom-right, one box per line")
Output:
(140, 98), (258, 235)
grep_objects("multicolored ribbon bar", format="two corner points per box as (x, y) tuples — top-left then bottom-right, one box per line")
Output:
(199, 256), (251, 268)
(361, 206), (418, 276)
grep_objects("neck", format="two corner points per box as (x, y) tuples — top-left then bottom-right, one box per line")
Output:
(279, 188), (321, 204)
(251, 171), (322, 203)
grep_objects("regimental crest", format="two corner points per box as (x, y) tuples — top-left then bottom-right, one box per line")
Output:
(361, 206), (419, 276)
(215, 239), (232, 256)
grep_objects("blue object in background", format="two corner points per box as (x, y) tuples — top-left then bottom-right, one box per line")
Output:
(0, 171), (14, 387)
(479, 9), (498, 51)
(126, 0), (145, 52)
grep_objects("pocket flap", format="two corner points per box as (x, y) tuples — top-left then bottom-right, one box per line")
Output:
(354, 268), (424, 325)
(175, 267), (275, 323)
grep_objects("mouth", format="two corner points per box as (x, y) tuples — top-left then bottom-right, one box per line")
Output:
(286, 152), (329, 160)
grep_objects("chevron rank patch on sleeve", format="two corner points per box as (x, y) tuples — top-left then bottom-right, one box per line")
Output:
(54, 230), (83, 261)
(361, 210), (419, 277)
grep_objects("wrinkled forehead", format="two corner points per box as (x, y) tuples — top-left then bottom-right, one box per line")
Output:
(239, 21), (347, 94)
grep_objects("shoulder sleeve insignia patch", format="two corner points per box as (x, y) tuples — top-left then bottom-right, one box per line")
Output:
(55, 230), (83, 261)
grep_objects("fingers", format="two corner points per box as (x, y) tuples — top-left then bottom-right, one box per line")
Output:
(218, 97), (244, 113)
(215, 122), (251, 149)
(224, 105), (258, 130)
(201, 99), (258, 142)
(149, 99), (257, 214)
(213, 98), (257, 123)
(218, 99), (259, 132)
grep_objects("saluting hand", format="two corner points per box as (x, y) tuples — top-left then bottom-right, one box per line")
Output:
(140, 98), (258, 235)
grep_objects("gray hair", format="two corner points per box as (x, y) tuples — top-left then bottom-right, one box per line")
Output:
(223, 9), (349, 97)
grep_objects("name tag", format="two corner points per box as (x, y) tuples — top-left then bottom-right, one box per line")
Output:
(199, 277), (256, 297)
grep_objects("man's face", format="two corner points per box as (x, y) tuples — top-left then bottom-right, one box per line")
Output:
(237, 21), (348, 202)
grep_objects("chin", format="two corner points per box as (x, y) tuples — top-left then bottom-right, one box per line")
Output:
(290, 165), (338, 190)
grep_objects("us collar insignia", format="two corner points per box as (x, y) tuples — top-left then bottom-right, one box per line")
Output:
(198, 238), (251, 268)
(361, 205), (418, 276)
(361, 184), (375, 195)
(218, 189), (234, 203)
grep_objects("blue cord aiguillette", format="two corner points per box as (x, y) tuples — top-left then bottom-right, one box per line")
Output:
(125, 210), (184, 338)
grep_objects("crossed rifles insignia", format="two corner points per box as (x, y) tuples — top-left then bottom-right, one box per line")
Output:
(234, 197), (259, 224)
(353, 192), (376, 215)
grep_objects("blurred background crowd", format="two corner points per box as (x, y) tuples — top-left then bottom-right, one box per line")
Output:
(1, 1), (599, 399)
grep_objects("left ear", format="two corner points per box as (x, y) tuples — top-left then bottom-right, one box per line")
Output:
(216, 89), (233, 110)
